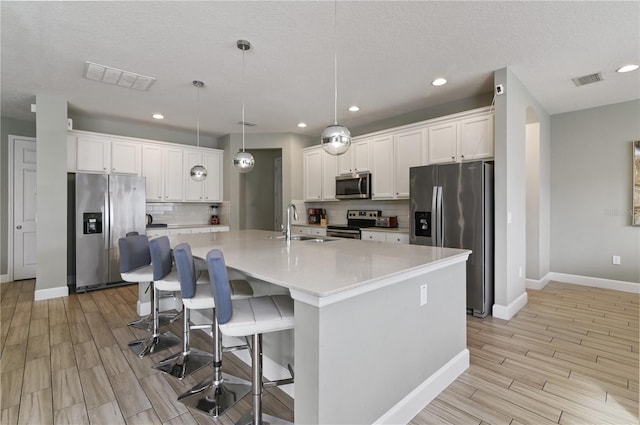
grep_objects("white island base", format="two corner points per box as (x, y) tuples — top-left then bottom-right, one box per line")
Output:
(165, 230), (470, 424)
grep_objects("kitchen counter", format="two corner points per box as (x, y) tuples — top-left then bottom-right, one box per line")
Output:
(168, 229), (470, 424)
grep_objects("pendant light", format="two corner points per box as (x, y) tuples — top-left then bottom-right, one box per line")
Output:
(232, 39), (255, 173)
(190, 80), (207, 181)
(321, 0), (351, 156)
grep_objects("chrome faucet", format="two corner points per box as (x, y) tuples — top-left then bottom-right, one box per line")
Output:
(285, 203), (299, 241)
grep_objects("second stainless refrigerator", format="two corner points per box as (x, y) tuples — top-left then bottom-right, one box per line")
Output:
(409, 161), (494, 317)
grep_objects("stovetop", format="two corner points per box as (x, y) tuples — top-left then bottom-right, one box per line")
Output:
(329, 210), (381, 230)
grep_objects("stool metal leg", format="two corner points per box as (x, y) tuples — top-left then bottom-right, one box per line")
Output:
(236, 334), (292, 425)
(128, 283), (181, 357)
(178, 313), (251, 417)
(152, 307), (213, 379)
(128, 282), (181, 330)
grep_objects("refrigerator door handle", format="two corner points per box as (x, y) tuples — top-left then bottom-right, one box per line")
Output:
(105, 189), (111, 251)
(431, 186), (438, 245)
(436, 186), (444, 247)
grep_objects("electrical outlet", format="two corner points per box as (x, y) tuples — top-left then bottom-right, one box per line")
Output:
(420, 284), (428, 306)
(612, 256), (621, 265)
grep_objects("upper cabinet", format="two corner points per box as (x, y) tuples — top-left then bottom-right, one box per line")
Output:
(303, 146), (338, 201)
(69, 130), (224, 203)
(428, 113), (494, 164)
(301, 107), (493, 203)
(73, 134), (141, 175)
(337, 139), (371, 174)
(184, 149), (224, 202)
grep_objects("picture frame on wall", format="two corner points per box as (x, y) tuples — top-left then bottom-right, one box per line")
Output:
(634, 141), (640, 226)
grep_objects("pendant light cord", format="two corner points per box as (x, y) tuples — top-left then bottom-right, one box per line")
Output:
(242, 47), (246, 153)
(333, 0), (338, 125)
(196, 83), (200, 147)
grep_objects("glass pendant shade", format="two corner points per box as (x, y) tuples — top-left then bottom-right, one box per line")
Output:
(190, 165), (207, 181)
(321, 124), (351, 155)
(233, 150), (255, 173)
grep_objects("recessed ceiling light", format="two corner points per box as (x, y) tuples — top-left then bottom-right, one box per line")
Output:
(297, 122), (307, 128)
(432, 78), (447, 86)
(152, 113), (164, 120)
(348, 105), (360, 112)
(616, 64), (639, 73)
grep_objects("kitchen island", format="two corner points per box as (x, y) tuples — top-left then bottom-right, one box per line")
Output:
(168, 230), (470, 424)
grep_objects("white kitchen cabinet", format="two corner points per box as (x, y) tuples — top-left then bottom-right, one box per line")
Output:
(292, 225), (326, 236)
(142, 145), (163, 201)
(428, 113), (494, 164)
(142, 145), (184, 202)
(428, 122), (458, 164)
(110, 139), (141, 175)
(76, 134), (110, 173)
(321, 150), (338, 201)
(361, 230), (409, 244)
(75, 134), (141, 175)
(459, 114), (494, 160)
(303, 147), (337, 202)
(203, 150), (224, 202)
(337, 139), (371, 174)
(394, 129), (424, 198)
(303, 148), (322, 201)
(371, 135), (394, 199)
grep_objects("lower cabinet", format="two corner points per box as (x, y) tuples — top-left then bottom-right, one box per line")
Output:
(360, 230), (409, 244)
(146, 226), (230, 238)
(291, 225), (326, 236)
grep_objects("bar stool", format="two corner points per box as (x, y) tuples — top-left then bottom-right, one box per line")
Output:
(150, 236), (245, 379)
(120, 235), (181, 357)
(173, 243), (253, 417)
(121, 234), (179, 331)
(205, 248), (294, 425)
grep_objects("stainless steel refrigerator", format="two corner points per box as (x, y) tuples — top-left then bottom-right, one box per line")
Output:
(68, 173), (146, 290)
(410, 161), (494, 317)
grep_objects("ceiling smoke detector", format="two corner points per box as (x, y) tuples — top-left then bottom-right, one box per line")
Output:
(83, 61), (156, 91)
(572, 72), (604, 87)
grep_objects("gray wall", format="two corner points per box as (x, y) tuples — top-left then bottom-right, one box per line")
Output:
(550, 100), (640, 283)
(1, 117), (36, 276)
(35, 96), (68, 293)
(494, 67), (551, 312)
(70, 113), (219, 148)
(239, 148), (281, 230)
(224, 132), (314, 230)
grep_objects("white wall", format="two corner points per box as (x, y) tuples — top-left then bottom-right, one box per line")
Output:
(550, 100), (640, 284)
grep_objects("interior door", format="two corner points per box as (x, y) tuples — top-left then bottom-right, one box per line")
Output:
(13, 137), (37, 280)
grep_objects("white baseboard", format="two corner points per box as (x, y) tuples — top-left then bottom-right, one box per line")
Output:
(34, 285), (69, 301)
(526, 273), (551, 290)
(374, 348), (470, 425)
(0, 274), (11, 284)
(189, 309), (295, 398)
(493, 291), (528, 320)
(546, 272), (640, 294)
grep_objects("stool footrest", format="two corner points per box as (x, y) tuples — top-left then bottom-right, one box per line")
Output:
(222, 343), (250, 353)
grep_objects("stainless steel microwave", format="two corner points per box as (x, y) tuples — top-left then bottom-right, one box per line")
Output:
(335, 172), (371, 199)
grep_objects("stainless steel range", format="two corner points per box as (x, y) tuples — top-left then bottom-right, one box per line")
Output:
(326, 210), (380, 239)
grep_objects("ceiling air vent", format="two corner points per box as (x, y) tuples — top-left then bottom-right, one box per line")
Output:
(238, 121), (256, 127)
(83, 61), (156, 91)
(572, 72), (604, 87)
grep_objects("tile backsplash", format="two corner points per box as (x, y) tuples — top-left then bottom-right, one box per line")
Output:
(303, 199), (410, 227)
(146, 202), (230, 226)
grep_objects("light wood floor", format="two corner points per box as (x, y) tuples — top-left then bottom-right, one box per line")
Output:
(1, 281), (638, 425)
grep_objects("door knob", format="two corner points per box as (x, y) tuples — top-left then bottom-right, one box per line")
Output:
(16, 225), (22, 229)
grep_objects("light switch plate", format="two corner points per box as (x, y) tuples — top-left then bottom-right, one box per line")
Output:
(420, 284), (428, 306)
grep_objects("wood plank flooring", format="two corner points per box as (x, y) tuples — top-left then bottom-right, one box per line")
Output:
(1, 280), (638, 424)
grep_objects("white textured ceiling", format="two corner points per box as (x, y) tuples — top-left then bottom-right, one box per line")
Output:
(2, 1), (639, 139)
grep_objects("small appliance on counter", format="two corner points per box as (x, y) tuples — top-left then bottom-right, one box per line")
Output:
(375, 216), (398, 228)
(308, 208), (326, 225)
(209, 205), (220, 225)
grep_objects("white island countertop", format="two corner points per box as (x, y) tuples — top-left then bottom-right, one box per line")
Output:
(169, 229), (469, 306)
